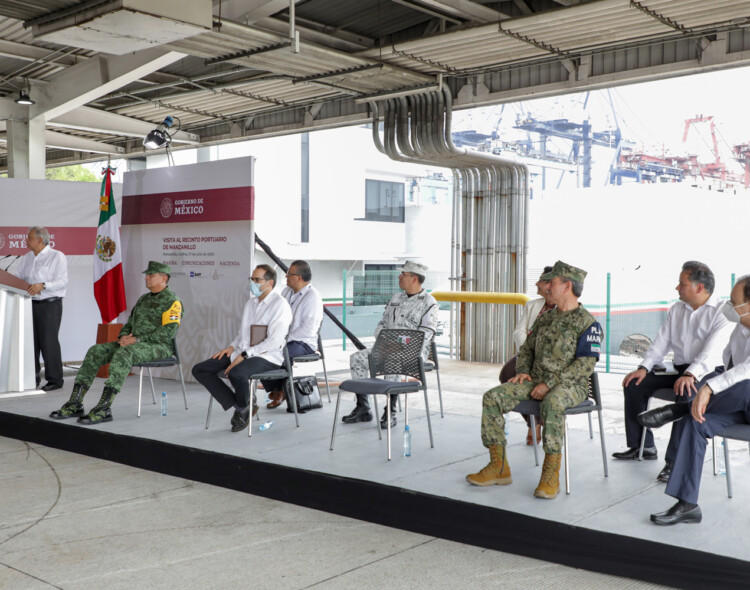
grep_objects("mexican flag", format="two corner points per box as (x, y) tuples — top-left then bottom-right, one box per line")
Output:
(93, 166), (127, 323)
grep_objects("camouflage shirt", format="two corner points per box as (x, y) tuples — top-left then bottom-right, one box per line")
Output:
(119, 286), (183, 347)
(516, 304), (602, 390)
(374, 290), (438, 359)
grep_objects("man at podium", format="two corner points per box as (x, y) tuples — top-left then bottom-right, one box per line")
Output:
(15, 226), (68, 391)
(49, 261), (182, 425)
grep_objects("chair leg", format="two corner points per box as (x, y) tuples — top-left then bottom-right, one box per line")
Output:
(597, 409), (609, 478)
(178, 362), (188, 410)
(386, 402), (392, 461)
(587, 413), (593, 439)
(148, 367), (156, 404)
(529, 415), (539, 466)
(205, 396), (213, 429)
(435, 370), (444, 418)
(397, 394), (402, 413)
(321, 359), (332, 403)
(712, 438), (718, 475)
(724, 438), (733, 499)
(422, 387), (434, 448)
(138, 367), (144, 417)
(563, 418), (571, 494)
(372, 395), (382, 441)
(248, 380), (257, 438)
(638, 426), (648, 461)
(287, 376), (299, 428)
(329, 389), (343, 451)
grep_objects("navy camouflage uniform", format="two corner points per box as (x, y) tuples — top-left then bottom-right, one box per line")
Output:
(74, 287), (183, 391)
(481, 305), (602, 454)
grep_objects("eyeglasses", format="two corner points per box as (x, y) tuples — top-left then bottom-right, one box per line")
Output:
(249, 277), (267, 283)
(285, 273), (300, 278)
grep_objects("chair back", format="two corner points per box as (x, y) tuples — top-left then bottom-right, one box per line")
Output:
(428, 339), (439, 369)
(316, 330), (325, 360)
(587, 372), (601, 407)
(171, 336), (181, 363)
(369, 329), (425, 381)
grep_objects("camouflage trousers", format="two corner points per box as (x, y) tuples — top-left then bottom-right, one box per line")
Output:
(481, 381), (587, 454)
(75, 341), (173, 391)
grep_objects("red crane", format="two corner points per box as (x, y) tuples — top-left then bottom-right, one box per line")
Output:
(683, 115), (729, 181)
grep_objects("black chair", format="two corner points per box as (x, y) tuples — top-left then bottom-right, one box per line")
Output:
(714, 424), (750, 498)
(291, 331), (331, 403)
(638, 387), (675, 460)
(423, 339), (444, 418)
(204, 345), (299, 435)
(511, 372), (608, 494)
(133, 336), (188, 417)
(330, 328), (434, 461)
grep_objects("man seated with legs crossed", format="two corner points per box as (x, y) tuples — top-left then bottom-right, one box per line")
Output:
(50, 261), (182, 425)
(466, 261), (602, 499)
(613, 261), (730, 484)
(192, 264), (292, 432)
(342, 261), (438, 429)
(639, 275), (750, 525)
(264, 260), (323, 410)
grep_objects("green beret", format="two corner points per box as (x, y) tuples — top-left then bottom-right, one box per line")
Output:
(142, 260), (171, 275)
(540, 260), (587, 284)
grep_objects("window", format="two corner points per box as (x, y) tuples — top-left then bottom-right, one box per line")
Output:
(365, 179), (404, 222)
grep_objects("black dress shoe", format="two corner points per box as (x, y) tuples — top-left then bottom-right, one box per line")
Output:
(380, 409), (397, 429)
(657, 461), (672, 483)
(41, 383), (63, 392)
(231, 406), (251, 432)
(342, 405), (373, 424)
(638, 403), (689, 429)
(612, 447), (658, 460)
(651, 501), (702, 525)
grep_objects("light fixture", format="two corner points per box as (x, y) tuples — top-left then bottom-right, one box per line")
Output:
(15, 90), (34, 105)
(143, 116), (175, 149)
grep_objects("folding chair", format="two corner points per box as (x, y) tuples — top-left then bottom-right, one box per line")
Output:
(133, 336), (188, 417)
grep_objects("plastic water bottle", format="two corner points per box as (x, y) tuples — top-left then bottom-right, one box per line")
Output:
(504, 414), (509, 436)
(259, 421), (274, 431)
(161, 391), (167, 416)
(403, 425), (412, 457)
(717, 440), (727, 476)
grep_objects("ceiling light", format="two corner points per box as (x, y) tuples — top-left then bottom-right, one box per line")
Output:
(143, 116), (175, 149)
(15, 90), (35, 105)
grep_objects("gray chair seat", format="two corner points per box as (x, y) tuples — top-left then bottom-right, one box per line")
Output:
(339, 378), (420, 395)
(132, 335), (188, 418)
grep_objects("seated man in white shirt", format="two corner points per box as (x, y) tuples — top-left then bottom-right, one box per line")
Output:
(612, 261), (731, 484)
(265, 260), (324, 410)
(639, 275), (750, 525)
(192, 264), (292, 432)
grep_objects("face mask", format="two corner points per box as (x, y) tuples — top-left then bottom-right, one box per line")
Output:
(722, 300), (749, 323)
(249, 281), (262, 297)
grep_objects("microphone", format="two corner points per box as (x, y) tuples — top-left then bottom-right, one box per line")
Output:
(3, 255), (20, 272)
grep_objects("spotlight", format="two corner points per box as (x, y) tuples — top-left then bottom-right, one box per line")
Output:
(143, 116), (175, 149)
(15, 90), (34, 105)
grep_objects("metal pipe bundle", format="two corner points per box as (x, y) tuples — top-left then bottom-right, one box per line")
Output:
(370, 89), (529, 363)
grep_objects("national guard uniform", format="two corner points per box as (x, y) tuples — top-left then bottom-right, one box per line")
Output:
(344, 261), (438, 426)
(467, 261), (602, 499)
(50, 261), (182, 424)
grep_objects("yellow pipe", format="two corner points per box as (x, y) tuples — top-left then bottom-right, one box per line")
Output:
(431, 291), (530, 305)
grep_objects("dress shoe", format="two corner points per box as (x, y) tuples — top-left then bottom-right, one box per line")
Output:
(231, 406), (251, 432)
(657, 461), (672, 483)
(342, 405), (373, 424)
(266, 391), (284, 409)
(380, 409), (397, 429)
(638, 403), (689, 429)
(651, 501), (702, 525)
(41, 383), (63, 392)
(611, 447), (658, 460)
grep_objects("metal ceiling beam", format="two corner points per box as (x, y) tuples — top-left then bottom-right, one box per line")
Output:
(0, 39), (82, 67)
(404, 0), (508, 23)
(42, 130), (125, 154)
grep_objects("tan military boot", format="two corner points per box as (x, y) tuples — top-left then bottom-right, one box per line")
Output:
(466, 444), (512, 486)
(534, 453), (561, 499)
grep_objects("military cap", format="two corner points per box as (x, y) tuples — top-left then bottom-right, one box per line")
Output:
(402, 260), (429, 275)
(540, 260), (587, 284)
(142, 260), (171, 275)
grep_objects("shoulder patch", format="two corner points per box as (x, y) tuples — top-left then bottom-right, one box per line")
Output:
(575, 321), (602, 359)
(162, 300), (182, 325)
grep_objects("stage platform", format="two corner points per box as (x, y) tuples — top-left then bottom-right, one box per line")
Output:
(1, 357), (749, 589)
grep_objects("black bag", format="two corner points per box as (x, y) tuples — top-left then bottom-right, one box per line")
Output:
(286, 376), (323, 413)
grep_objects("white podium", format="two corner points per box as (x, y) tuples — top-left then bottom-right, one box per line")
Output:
(0, 269), (35, 393)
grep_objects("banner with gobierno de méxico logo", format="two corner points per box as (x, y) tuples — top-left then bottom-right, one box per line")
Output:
(121, 157), (255, 380)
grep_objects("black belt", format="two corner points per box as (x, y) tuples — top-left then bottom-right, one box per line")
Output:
(32, 297), (62, 303)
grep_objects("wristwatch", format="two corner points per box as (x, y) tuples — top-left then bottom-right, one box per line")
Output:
(241, 351), (248, 359)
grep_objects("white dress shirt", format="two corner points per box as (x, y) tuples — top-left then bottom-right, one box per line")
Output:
(513, 297), (549, 351)
(15, 245), (68, 300)
(641, 294), (732, 380)
(230, 290), (292, 365)
(707, 324), (750, 394)
(282, 283), (323, 349)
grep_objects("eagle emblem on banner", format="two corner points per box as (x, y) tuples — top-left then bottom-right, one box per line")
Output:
(95, 234), (117, 262)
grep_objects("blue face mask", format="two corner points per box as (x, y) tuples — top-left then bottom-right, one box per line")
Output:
(249, 281), (262, 297)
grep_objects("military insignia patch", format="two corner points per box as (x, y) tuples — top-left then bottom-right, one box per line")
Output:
(162, 300), (182, 325)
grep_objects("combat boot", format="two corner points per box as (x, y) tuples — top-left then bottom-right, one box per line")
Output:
(534, 453), (562, 499)
(466, 444), (512, 486)
(77, 386), (118, 425)
(49, 383), (89, 419)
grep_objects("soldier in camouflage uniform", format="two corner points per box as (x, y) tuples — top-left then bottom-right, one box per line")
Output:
(466, 261), (602, 499)
(343, 261), (438, 429)
(50, 261), (183, 425)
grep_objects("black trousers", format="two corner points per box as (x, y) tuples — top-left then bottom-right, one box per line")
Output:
(260, 340), (314, 393)
(192, 356), (280, 411)
(31, 298), (64, 387)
